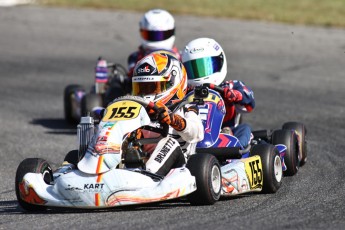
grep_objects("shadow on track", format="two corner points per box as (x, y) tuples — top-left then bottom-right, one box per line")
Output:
(30, 118), (77, 135)
(0, 198), (193, 215)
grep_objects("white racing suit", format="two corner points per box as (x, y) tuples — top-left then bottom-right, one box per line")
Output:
(145, 104), (204, 176)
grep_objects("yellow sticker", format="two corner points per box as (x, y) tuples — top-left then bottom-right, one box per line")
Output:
(244, 156), (263, 189)
(186, 90), (221, 104)
(102, 101), (142, 122)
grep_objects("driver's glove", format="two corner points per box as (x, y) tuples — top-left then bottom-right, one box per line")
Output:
(223, 87), (242, 103)
(156, 103), (186, 132)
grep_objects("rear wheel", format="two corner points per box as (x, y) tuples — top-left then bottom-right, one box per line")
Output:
(81, 93), (103, 117)
(283, 122), (307, 166)
(251, 144), (282, 193)
(272, 129), (298, 176)
(186, 153), (221, 205)
(15, 158), (53, 211)
(64, 84), (85, 124)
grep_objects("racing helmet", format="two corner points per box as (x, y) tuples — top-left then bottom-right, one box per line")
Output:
(182, 38), (227, 87)
(139, 9), (176, 50)
(132, 52), (187, 105)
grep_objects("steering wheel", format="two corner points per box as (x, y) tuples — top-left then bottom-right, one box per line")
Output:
(111, 96), (169, 137)
(202, 83), (224, 94)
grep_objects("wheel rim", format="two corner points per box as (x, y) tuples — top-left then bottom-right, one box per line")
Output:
(274, 155), (283, 183)
(211, 165), (221, 193)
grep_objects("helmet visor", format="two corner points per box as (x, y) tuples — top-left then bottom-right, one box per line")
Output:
(132, 77), (172, 96)
(140, 29), (175, 42)
(183, 54), (224, 80)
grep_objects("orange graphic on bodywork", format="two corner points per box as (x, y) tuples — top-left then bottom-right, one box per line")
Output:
(19, 180), (47, 205)
(106, 189), (180, 206)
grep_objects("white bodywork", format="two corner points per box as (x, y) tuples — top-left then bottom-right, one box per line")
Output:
(20, 167), (196, 208)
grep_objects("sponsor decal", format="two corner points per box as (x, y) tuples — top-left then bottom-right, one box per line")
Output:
(132, 76), (156, 82)
(137, 65), (151, 73)
(84, 183), (104, 190)
(65, 185), (83, 191)
(154, 138), (176, 163)
(213, 44), (220, 51)
(190, 47), (204, 54)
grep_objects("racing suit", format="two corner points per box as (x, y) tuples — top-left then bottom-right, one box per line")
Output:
(219, 80), (255, 148)
(145, 103), (204, 176)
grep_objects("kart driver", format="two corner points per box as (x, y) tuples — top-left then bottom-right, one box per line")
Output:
(127, 8), (181, 77)
(131, 52), (204, 176)
(98, 9), (181, 100)
(181, 38), (255, 149)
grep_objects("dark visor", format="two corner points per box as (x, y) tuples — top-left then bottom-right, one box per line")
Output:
(140, 29), (175, 42)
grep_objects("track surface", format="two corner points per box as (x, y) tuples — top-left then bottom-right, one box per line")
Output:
(1, 5), (345, 230)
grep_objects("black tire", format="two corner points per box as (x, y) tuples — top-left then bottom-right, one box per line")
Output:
(251, 144), (282, 193)
(81, 93), (103, 117)
(271, 129), (299, 176)
(64, 150), (80, 165)
(186, 153), (221, 205)
(64, 84), (85, 124)
(15, 158), (53, 211)
(282, 122), (307, 166)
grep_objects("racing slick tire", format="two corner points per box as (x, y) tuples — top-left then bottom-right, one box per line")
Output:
(64, 84), (85, 124)
(251, 144), (282, 193)
(81, 93), (103, 117)
(15, 158), (53, 211)
(271, 129), (299, 176)
(282, 122), (307, 166)
(186, 153), (221, 205)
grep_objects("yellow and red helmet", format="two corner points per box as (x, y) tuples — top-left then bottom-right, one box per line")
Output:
(132, 52), (187, 105)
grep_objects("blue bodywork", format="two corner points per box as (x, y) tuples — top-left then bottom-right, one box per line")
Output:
(185, 89), (287, 170)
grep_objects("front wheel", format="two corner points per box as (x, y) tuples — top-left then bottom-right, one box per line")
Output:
(186, 153), (221, 205)
(15, 158), (53, 211)
(251, 144), (282, 193)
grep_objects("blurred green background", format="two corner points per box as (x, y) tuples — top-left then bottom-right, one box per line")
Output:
(38, 0), (345, 28)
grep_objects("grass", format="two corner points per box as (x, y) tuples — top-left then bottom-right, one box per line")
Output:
(38, 0), (345, 28)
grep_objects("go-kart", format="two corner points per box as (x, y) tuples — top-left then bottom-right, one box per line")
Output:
(63, 57), (131, 124)
(185, 83), (307, 195)
(15, 96), (222, 211)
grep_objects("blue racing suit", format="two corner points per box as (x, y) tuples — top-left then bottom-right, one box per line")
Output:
(220, 80), (255, 148)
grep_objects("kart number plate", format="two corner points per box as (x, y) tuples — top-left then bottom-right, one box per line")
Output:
(245, 156), (263, 189)
(102, 101), (141, 121)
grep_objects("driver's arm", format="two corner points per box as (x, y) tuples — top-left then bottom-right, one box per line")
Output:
(172, 104), (204, 143)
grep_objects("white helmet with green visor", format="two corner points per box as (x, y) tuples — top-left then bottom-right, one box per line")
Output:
(182, 38), (227, 87)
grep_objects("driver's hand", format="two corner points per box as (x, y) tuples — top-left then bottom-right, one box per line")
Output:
(156, 103), (171, 125)
(156, 103), (186, 131)
(223, 87), (242, 103)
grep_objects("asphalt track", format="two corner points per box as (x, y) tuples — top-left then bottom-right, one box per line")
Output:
(1, 5), (345, 230)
